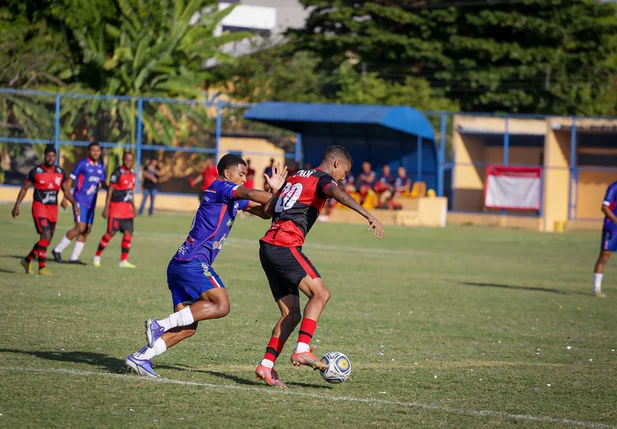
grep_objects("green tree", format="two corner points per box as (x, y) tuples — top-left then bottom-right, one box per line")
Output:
(291, 0), (617, 115)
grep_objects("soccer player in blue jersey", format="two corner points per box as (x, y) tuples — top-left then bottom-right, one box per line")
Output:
(52, 141), (107, 265)
(592, 180), (617, 297)
(125, 154), (287, 377)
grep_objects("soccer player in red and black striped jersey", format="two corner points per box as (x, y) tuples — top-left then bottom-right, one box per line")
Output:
(255, 145), (384, 389)
(93, 151), (137, 268)
(11, 145), (80, 275)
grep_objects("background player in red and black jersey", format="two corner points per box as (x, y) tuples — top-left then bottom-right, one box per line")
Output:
(255, 145), (384, 388)
(93, 151), (137, 268)
(11, 145), (80, 275)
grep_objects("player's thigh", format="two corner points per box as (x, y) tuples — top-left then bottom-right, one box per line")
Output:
(259, 242), (301, 301)
(118, 218), (134, 235)
(601, 229), (617, 253)
(167, 259), (226, 308)
(297, 275), (330, 300)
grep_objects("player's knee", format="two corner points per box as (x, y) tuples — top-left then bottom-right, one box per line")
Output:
(77, 223), (87, 234)
(314, 286), (331, 304)
(285, 308), (302, 327)
(215, 301), (231, 318)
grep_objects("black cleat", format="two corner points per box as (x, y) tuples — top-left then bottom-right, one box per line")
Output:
(68, 260), (87, 266)
(52, 250), (63, 263)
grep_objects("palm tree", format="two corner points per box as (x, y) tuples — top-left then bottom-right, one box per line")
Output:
(59, 0), (251, 174)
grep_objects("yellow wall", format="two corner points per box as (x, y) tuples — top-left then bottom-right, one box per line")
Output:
(218, 137), (285, 190)
(452, 116), (485, 211)
(484, 147), (543, 165)
(542, 127), (571, 232)
(577, 171), (617, 219)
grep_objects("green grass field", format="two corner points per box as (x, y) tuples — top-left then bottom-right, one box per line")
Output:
(0, 205), (616, 428)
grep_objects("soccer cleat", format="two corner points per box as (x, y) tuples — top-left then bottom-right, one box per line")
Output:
(119, 260), (136, 269)
(92, 256), (101, 267)
(52, 250), (63, 263)
(69, 260), (87, 266)
(593, 290), (607, 298)
(38, 267), (52, 276)
(255, 364), (286, 389)
(125, 355), (160, 378)
(291, 347), (328, 370)
(145, 318), (165, 348)
(21, 259), (33, 274)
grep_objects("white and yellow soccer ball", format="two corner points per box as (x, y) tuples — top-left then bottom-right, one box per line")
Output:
(319, 351), (351, 384)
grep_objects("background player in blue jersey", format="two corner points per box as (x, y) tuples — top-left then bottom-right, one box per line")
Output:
(592, 180), (617, 297)
(125, 154), (287, 378)
(52, 141), (106, 265)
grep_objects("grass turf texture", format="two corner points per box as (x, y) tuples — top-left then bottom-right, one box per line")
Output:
(0, 206), (615, 428)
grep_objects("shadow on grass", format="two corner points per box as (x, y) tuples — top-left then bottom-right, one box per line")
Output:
(0, 348), (127, 373)
(190, 368), (332, 390)
(0, 268), (15, 273)
(458, 281), (574, 295)
(0, 348), (332, 389)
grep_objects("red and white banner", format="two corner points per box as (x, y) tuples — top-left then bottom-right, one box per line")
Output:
(484, 165), (542, 211)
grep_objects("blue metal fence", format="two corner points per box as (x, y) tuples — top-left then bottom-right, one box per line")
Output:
(2, 88), (617, 220)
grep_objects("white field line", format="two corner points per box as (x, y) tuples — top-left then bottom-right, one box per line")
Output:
(0, 366), (614, 429)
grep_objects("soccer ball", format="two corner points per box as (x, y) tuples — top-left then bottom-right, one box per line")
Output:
(319, 351), (351, 384)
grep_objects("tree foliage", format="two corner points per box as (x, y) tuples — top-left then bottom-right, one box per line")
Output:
(290, 0), (617, 115)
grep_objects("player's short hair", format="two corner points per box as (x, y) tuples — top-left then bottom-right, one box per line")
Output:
(44, 144), (56, 155)
(88, 141), (100, 150)
(217, 154), (246, 175)
(322, 145), (352, 166)
(123, 151), (134, 160)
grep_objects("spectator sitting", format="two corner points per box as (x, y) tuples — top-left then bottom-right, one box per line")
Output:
(374, 165), (395, 209)
(139, 158), (160, 216)
(357, 161), (376, 205)
(245, 159), (256, 188)
(395, 166), (411, 195)
(343, 172), (356, 194)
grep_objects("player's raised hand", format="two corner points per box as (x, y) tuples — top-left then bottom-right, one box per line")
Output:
(265, 163), (288, 193)
(11, 206), (19, 218)
(367, 214), (384, 239)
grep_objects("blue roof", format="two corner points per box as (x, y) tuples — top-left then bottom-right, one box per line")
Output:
(244, 102), (435, 141)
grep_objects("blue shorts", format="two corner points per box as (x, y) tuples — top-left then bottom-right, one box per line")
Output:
(73, 203), (96, 225)
(167, 259), (225, 308)
(602, 228), (617, 252)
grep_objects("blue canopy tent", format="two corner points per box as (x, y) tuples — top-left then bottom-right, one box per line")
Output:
(244, 102), (439, 192)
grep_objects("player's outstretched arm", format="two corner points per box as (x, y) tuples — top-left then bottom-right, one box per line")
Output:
(602, 204), (617, 224)
(245, 201), (273, 219)
(61, 181), (80, 216)
(11, 181), (30, 218)
(324, 184), (384, 238)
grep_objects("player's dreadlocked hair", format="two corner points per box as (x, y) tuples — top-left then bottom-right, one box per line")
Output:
(322, 145), (352, 166)
(217, 153), (246, 175)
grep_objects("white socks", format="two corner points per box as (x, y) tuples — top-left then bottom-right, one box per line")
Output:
(54, 236), (72, 253)
(158, 307), (195, 332)
(133, 338), (167, 360)
(260, 359), (274, 369)
(594, 273), (603, 292)
(70, 241), (85, 261)
(295, 342), (310, 353)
